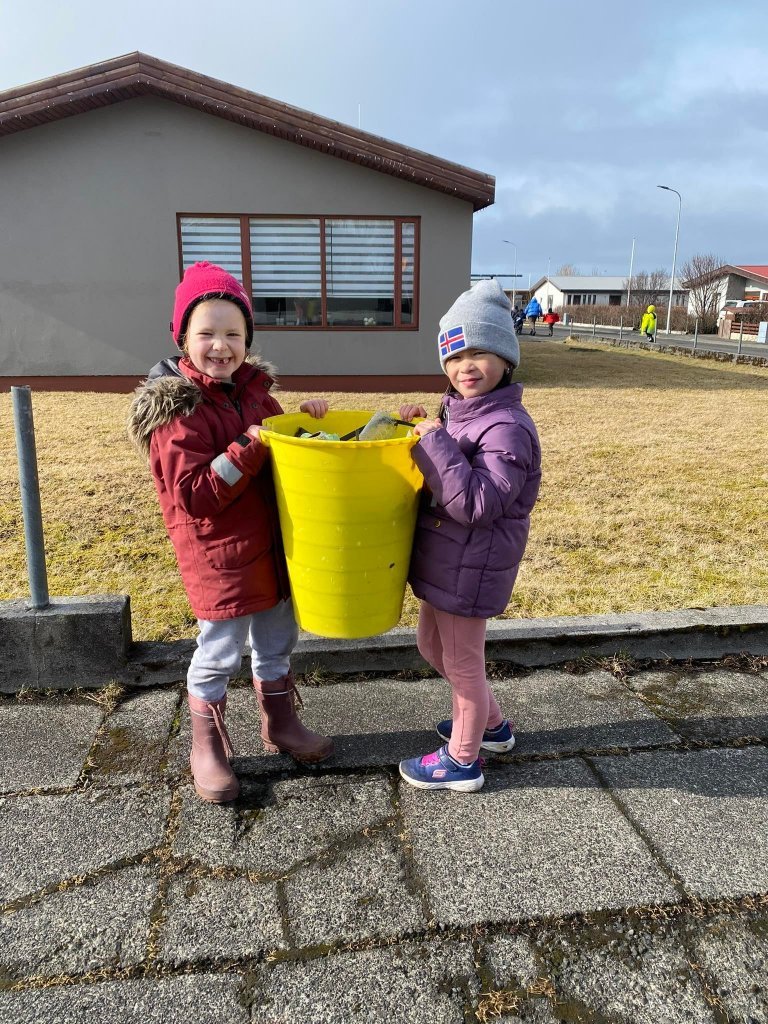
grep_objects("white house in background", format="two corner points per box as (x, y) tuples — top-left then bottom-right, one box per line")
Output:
(683, 264), (768, 313)
(529, 276), (687, 311)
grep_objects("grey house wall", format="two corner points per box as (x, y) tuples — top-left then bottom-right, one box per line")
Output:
(0, 97), (473, 379)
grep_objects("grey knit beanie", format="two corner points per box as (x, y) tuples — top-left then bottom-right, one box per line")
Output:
(437, 279), (520, 371)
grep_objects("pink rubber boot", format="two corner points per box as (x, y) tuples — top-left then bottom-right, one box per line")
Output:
(188, 693), (239, 803)
(253, 673), (333, 763)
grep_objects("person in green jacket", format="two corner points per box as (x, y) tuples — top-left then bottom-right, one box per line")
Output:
(640, 304), (657, 342)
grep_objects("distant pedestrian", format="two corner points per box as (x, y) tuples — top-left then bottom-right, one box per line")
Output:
(396, 280), (542, 792)
(525, 296), (542, 335)
(640, 304), (657, 342)
(128, 262), (333, 805)
(543, 310), (560, 336)
(512, 306), (525, 334)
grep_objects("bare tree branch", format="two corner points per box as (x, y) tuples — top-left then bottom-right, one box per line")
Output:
(681, 253), (724, 331)
(623, 269), (669, 308)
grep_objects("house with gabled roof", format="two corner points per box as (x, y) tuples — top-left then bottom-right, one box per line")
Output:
(0, 53), (494, 389)
(681, 264), (768, 313)
(527, 275), (687, 312)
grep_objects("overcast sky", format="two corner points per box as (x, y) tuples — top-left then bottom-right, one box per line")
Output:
(3, 0), (767, 287)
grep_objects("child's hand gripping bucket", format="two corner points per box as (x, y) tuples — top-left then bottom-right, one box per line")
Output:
(261, 411), (423, 639)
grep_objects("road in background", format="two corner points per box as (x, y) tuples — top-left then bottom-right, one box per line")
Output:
(529, 322), (768, 360)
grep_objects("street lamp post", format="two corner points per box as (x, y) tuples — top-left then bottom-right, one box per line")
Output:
(503, 240), (517, 307)
(626, 237), (635, 310)
(657, 185), (682, 335)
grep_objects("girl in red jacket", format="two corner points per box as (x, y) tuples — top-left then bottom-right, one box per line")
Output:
(129, 262), (332, 804)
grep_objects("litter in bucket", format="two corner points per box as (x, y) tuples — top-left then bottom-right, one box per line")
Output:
(261, 410), (424, 639)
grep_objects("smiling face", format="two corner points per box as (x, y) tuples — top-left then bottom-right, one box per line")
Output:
(444, 348), (508, 398)
(184, 299), (248, 381)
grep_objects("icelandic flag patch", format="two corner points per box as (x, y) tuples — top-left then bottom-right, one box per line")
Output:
(439, 326), (466, 358)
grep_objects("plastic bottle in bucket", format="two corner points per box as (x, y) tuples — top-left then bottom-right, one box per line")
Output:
(260, 410), (423, 639)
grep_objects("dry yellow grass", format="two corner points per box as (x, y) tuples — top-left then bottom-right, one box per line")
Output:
(1, 339), (767, 640)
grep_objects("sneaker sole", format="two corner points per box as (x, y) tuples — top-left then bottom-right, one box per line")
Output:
(436, 729), (516, 754)
(398, 764), (485, 792)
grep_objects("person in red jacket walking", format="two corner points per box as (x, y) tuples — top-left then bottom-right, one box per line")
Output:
(397, 280), (541, 792)
(543, 309), (560, 336)
(128, 262), (333, 804)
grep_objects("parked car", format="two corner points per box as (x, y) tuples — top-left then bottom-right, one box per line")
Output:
(718, 299), (758, 321)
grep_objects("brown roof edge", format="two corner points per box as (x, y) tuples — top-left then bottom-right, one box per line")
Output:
(0, 52), (495, 211)
(682, 263), (768, 288)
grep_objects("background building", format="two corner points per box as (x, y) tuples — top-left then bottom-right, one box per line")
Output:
(529, 276), (687, 312)
(0, 53), (494, 389)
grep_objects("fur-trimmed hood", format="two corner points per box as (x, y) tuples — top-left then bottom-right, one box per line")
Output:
(127, 354), (278, 457)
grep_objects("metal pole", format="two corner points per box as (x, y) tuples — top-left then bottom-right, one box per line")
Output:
(592, 317), (596, 337)
(658, 185), (681, 336)
(503, 240), (517, 309)
(693, 319), (698, 351)
(626, 237), (635, 310)
(619, 316), (623, 341)
(11, 387), (49, 609)
(738, 319), (744, 353)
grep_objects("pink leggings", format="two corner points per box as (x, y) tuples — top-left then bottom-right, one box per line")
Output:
(416, 601), (504, 763)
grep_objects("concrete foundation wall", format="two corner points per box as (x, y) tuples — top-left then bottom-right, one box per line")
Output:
(0, 97), (473, 377)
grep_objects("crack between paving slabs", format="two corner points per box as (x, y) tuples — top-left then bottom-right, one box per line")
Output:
(0, 849), (162, 917)
(145, 785), (185, 966)
(6, 886), (766, 1000)
(581, 753), (690, 903)
(80, 685), (184, 788)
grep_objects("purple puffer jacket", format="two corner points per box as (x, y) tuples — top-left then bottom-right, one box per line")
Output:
(408, 383), (541, 618)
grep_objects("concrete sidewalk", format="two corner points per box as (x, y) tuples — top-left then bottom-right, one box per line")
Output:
(1, 657), (767, 1022)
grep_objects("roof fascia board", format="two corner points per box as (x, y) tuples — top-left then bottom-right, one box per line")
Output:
(0, 51), (494, 210)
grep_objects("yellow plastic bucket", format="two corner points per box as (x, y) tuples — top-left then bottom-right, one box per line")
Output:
(261, 410), (423, 639)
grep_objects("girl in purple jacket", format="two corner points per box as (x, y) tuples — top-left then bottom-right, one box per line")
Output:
(398, 279), (541, 792)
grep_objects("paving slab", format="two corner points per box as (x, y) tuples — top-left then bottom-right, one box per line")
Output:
(627, 668), (768, 741)
(249, 938), (479, 1024)
(89, 689), (179, 786)
(400, 758), (680, 927)
(0, 975), (250, 1024)
(533, 917), (718, 1023)
(0, 788), (171, 904)
(281, 677), (453, 769)
(493, 669), (678, 756)
(592, 746), (768, 900)
(283, 832), (425, 948)
(0, 701), (103, 792)
(0, 864), (157, 980)
(157, 874), (283, 966)
(172, 774), (393, 876)
(690, 912), (768, 1022)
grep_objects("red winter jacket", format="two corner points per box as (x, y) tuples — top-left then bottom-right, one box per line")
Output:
(128, 356), (290, 620)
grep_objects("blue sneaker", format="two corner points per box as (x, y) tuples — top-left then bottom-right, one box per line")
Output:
(436, 719), (516, 753)
(399, 745), (484, 792)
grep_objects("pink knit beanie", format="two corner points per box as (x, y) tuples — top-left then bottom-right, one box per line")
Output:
(171, 262), (254, 348)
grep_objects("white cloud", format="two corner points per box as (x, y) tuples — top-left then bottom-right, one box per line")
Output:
(492, 157), (768, 224)
(622, 42), (768, 117)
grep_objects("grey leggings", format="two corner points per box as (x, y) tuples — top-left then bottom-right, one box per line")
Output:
(187, 599), (299, 702)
